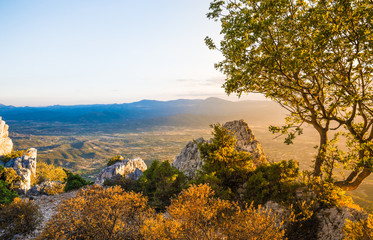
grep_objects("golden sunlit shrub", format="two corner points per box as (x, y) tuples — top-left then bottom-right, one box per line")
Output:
(0, 198), (42, 240)
(39, 185), (154, 240)
(0, 150), (25, 164)
(43, 182), (66, 195)
(142, 184), (285, 240)
(35, 162), (67, 184)
(344, 214), (373, 240)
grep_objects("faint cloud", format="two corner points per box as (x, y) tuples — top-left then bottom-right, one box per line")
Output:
(175, 77), (225, 87)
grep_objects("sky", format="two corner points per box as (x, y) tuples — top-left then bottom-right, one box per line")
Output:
(0, 0), (265, 106)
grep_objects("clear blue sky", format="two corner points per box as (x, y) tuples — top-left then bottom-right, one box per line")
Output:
(0, 0), (265, 106)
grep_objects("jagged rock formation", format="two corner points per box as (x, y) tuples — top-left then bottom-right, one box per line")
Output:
(223, 120), (267, 165)
(5, 148), (37, 194)
(172, 120), (267, 178)
(316, 206), (368, 240)
(172, 138), (206, 178)
(95, 157), (147, 185)
(0, 117), (13, 156)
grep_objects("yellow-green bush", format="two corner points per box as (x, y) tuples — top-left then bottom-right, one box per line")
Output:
(35, 162), (66, 184)
(344, 214), (373, 240)
(0, 198), (42, 240)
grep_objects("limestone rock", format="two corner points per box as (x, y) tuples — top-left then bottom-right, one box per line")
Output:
(6, 148), (37, 194)
(223, 119), (267, 165)
(316, 206), (368, 240)
(95, 157), (147, 185)
(0, 117), (13, 156)
(172, 120), (267, 178)
(172, 138), (206, 179)
(28, 181), (64, 196)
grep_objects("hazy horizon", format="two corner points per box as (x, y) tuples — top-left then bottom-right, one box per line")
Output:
(0, 0), (266, 106)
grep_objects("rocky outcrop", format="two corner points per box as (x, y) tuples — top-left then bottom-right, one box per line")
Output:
(5, 148), (37, 194)
(172, 120), (267, 178)
(95, 157), (147, 185)
(172, 138), (206, 178)
(28, 181), (65, 196)
(223, 120), (267, 165)
(316, 206), (368, 240)
(0, 117), (13, 156)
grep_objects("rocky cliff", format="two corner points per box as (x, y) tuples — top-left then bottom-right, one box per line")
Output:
(172, 120), (267, 178)
(95, 157), (147, 185)
(0, 117), (13, 156)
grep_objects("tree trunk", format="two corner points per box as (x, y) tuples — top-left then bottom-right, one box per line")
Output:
(335, 168), (372, 191)
(314, 129), (327, 177)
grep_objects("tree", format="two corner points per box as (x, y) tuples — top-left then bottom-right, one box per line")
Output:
(206, 0), (373, 190)
(196, 124), (254, 200)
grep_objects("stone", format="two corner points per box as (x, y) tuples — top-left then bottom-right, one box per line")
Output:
(0, 117), (13, 156)
(172, 138), (206, 179)
(28, 181), (64, 196)
(6, 148), (38, 194)
(95, 157), (147, 185)
(223, 119), (267, 165)
(316, 206), (368, 240)
(172, 120), (267, 178)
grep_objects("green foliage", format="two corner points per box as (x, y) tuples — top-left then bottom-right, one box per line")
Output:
(137, 160), (187, 212)
(244, 160), (300, 205)
(0, 150), (25, 164)
(195, 124), (254, 200)
(103, 175), (139, 192)
(107, 155), (124, 167)
(63, 169), (91, 192)
(0, 180), (18, 205)
(0, 198), (42, 240)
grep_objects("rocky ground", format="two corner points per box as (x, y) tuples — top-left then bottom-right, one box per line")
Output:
(15, 191), (77, 240)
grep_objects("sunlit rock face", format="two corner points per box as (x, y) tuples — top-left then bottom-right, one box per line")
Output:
(95, 157), (147, 185)
(5, 148), (38, 194)
(172, 138), (206, 179)
(172, 119), (267, 179)
(0, 117), (13, 156)
(223, 119), (267, 166)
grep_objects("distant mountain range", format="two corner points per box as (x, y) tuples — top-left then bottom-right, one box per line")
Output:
(0, 98), (286, 135)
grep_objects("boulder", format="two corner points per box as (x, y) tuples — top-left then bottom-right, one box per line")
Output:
(0, 117), (13, 156)
(95, 157), (147, 185)
(316, 206), (368, 240)
(172, 120), (267, 178)
(28, 181), (64, 196)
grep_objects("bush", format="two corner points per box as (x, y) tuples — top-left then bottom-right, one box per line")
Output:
(344, 214), (373, 240)
(141, 184), (285, 240)
(0, 198), (42, 240)
(0, 150), (25, 164)
(244, 160), (300, 205)
(39, 185), (154, 240)
(195, 124), (254, 200)
(35, 162), (67, 184)
(137, 160), (187, 211)
(63, 169), (91, 192)
(107, 155), (124, 167)
(0, 166), (20, 191)
(0, 180), (18, 205)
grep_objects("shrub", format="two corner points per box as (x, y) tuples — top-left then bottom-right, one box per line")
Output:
(0, 150), (25, 164)
(137, 160), (187, 211)
(0, 180), (18, 205)
(35, 162), (67, 184)
(107, 155), (124, 167)
(0, 166), (21, 191)
(63, 169), (91, 192)
(244, 160), (300, 205)
(344, 214), (373, 240)
(195, 124), (254, 200)
(43, 182), (66, 195)
(0, 198), (42, 240)
(142, 184), (285, 240)
(39, 185), (154, 240)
